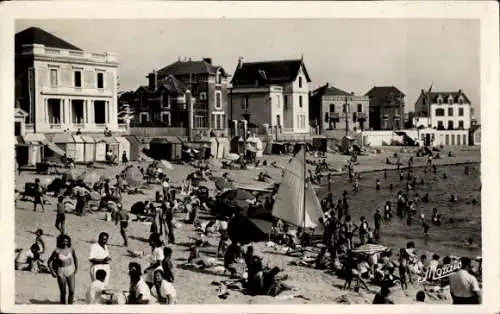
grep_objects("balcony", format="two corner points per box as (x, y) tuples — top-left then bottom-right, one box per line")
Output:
(22, 44), (118, 64)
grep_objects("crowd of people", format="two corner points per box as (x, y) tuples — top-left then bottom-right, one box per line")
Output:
(15, 147), (482, 305)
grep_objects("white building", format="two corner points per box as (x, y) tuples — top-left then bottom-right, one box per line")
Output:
(15, 27), (121, 135)
(229, 58), (311, 135)
(413, 88), (472, 145)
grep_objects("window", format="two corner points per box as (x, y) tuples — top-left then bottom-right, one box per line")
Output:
(437, 121), (444, 130)
(139, 112), (149, 124)
(284, 96), (288, 109)
(447, 120), (454, 130)
(435, 108), (445, 116)
(216, 71), (222, 85)
(299, 96), (303, 108)
(199, 92), (207, 101)
(458, 120), (464, 129)
(94, 100), (106, 124)
(456, 134), (461, 145)
(324, 113), (329, 123)
(298, 77), (303, 88)
(357, 104), (363, 112)
(276, 114), (281, 126)
(437, 98), (443, 105)
(329, 104), (335, 112)
(448, 97), (453, 104)
(459, 98), (464, 104)
(97, 72), (104, 89)
(215, 92), (222, 109)
(448, 108), (453, 116)
(15, 122), (21, 136)
(74, 71), (82, 88)
(161, 93), (170, 109)
(445, 134), (449, 145)
(211, 113), (225, 130)
(241, 96), (248, 111)
(161, 112), (170, 126)
(463, 135), (467, 145)
(276, 95), (280, 108)
(193, 114), (208, 129)
(50, 69), (58, 87)
(458, 107), (464, 116)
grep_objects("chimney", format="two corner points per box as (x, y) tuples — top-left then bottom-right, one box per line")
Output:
(238, 57), (244, 69)
(325, 82), (329, 87)
(147, 70), (157, 90)
(188, 57), (192, 62)
(203, 57), (212, 65)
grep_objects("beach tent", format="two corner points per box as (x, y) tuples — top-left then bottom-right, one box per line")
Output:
(79, 135), (95, 163)
(122, 165), (144, 188)
(228, 213), (273, 245)
(230, 136), (245, 154)
(71, 135), (85, 163)
(246, 137), (264, 157)
(115, 136), (131, 163)
(52, 133), (77, 160)
(92, 136), (107, 162)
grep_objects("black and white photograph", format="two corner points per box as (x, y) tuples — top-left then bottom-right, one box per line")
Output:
(0, 1), (498, 312)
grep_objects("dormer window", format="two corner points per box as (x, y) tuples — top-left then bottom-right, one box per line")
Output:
(437, 97), (443, 105)
(448, 96), (453, 104)
(458, 97), (464, 104)
(299, 77), (303, 88)
(216, 70), (222, 85)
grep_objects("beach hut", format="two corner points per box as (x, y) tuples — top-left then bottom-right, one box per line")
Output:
(95, 136), (120, 161)
(93, 137), (107, 162)
(114, 136), (131, 163)
(22, 133), (48, 166)
(230, 136), (245, 154)
(150, 137), (182, 161)
(52, 133), (77, 160)
(71, 135), (85, 163)
(80, 135), (96, 163)
(246, 137), (264, 157)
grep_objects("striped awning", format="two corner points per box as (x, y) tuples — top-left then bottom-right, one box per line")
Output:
(46, 142), (66, 156)
(15, 136), (29, 146)
(94, 135), (118, 145)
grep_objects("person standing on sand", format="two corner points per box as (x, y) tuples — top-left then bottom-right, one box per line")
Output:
(33, 178), (45, 213)
(374, 209), (382, 242)
(115, 209), (130, 247)
(47, 234), (78, 304)
(89, 232), (111, 286)
(55, 195), (66, 234)
(450, 257), (481, 304)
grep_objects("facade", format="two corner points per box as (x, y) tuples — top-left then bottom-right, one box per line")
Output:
(132, 73), (188, 128)
(310, 83), (369, 134)
(414, 89), (472, 131)
(230, 58), (311, 134)
(365, 86), (406, 130)
(15, 27), (120, 134)
(152, 57), (230, 138)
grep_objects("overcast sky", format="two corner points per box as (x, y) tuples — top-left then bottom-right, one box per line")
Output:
(16, 19), (480, 116)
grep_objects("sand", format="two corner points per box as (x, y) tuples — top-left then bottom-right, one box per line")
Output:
(14, 147), (480, 304)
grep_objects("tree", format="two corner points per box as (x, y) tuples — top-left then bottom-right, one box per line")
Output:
(117, 91), (136, 125)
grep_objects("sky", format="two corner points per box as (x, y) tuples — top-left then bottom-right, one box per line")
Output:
(15, 19), (480, 116)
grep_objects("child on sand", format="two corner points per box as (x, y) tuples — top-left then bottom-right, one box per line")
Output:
(86, 269), (108, 304)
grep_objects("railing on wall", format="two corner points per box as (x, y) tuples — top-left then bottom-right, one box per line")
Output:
(129, 127), (188, 137)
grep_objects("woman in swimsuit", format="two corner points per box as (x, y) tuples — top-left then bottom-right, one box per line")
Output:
(48, 234), (78, 304)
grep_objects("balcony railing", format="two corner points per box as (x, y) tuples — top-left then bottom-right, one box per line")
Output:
(329, 112), (340, 119)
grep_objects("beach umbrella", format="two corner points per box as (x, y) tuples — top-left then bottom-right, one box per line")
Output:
(227, 213), (273, 245)
(351, 244), (389, 255)
(225, 153), (240, 161)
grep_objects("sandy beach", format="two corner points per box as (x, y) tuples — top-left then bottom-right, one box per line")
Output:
(14, 147), (481, 304)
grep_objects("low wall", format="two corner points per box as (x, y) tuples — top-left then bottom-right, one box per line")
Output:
(361, 129), (470, 147)
(129, 127), (187, 137)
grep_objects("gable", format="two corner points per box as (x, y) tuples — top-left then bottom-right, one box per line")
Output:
(15, 27), (81, 53)
(231, 59), (311, 87)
